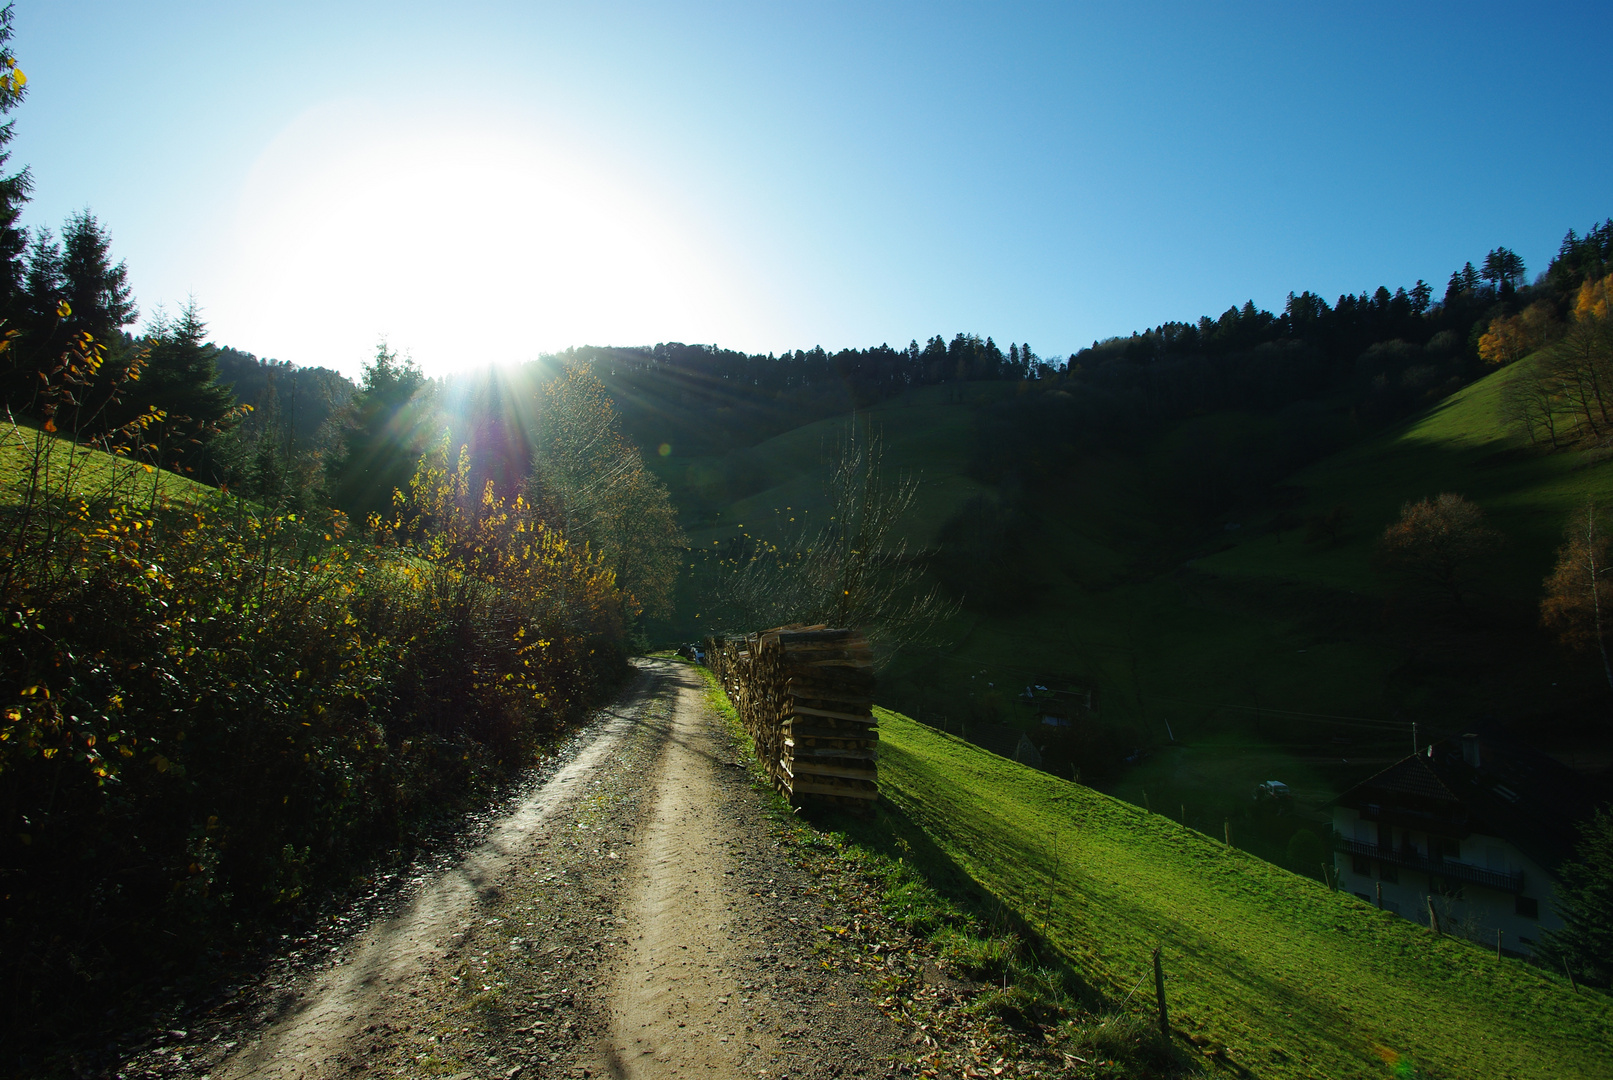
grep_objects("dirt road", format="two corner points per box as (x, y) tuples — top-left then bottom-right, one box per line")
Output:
(182, 659), (905, 1080)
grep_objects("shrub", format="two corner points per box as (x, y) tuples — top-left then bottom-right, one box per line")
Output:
(1, 387), (630, 1067)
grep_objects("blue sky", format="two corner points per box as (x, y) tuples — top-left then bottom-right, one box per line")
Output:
(8, 1), (1611, 377)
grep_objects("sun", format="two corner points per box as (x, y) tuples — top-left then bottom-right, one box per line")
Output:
(211, 100), (749, 376)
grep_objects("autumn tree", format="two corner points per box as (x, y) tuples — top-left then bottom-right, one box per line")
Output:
(1376, 493), (1500, 611)
(529, 361), (684, 621)
(1478, 301), (1559, 367)
(1500, 274), (1613, 447)
(1541, 501), (1613, 691)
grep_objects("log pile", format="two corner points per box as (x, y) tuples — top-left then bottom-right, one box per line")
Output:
(707, 624), (877, 810)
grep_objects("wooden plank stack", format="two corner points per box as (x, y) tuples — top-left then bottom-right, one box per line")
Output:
(706, 624), (877, 811)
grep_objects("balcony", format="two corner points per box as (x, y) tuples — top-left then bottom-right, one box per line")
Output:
(1337, 837), (1525, 893)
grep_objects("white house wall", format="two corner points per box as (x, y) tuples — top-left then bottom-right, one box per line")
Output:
(1331, 806), (1561, 955)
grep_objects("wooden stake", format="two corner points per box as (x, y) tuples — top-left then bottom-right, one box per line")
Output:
(1143, 788), (1152, 813)
(1496, 928), (1502, 960)
(1224, 819), (1232, 848)
(1321, 863), (1336, 890)
(1375, 882), (1383, 909)
(1180, 804), (1187, 826)
(1152, 946), (1169, 1036)
(1426, 895), (1442, 935)
(1562, 955), (1578, 992)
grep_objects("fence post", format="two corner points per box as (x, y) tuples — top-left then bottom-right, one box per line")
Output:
(1152, 946), (1169, 1037)
(1496, 928), (1502, 960)
(1224, 819), (1232, 848)
(1375, 881), (1383, 909)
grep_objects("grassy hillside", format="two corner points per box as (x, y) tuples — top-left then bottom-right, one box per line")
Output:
(873, 705), (1613, 1080)
(1, 421), (218, 507)
(650, 358), (1613, 865)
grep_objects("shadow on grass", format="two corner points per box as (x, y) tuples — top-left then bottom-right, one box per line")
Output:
(807, 796), (1108, 1016)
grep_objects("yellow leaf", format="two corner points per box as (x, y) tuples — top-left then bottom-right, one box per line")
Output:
(42, 418), (56, 433)
(55, 299), (70, 318)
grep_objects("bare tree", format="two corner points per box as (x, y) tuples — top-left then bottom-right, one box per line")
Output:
(709, 419), (953, 654)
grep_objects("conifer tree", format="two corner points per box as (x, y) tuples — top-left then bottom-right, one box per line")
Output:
(113, 298), (240, 476)
(1543, 807), (1613, 988)
(58, 209), (135, 341)
(328, 343), (432, 523)
(0, 2), (29, 321)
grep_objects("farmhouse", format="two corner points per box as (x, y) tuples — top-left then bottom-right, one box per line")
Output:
(1331, 733), (1595, 954)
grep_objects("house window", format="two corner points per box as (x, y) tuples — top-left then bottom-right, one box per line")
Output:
(1378, 862), (1398, 884)
(1352, 854), (1371, 875)
(1516, 896), (1539, 920)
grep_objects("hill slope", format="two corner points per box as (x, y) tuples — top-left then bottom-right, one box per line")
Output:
(654, 357), (1613, 865)
(875, 705), (1613, 1080)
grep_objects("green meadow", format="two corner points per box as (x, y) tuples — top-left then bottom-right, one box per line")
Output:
(873, 705), (1613, 1080)
(0, 421), (217, 507)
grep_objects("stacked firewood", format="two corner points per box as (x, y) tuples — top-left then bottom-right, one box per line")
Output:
(707, 624), (877, 810)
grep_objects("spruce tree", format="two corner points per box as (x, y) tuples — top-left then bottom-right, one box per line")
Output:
(114, 298), (240, 477)
(328, 343), (431, 523)
(1544, 807), (1613, 987)
(0, 3), (32, 409)
(0, 2), (29, 320)
(58, 209), (135, 340)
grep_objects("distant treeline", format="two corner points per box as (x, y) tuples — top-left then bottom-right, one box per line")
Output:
(557, 220), (1609, 459)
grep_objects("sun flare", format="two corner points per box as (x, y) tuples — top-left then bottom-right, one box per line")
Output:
(212, 101), (747, 376)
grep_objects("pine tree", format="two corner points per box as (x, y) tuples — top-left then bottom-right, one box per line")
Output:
(0, 2), (30, 321)
(1543, 807), (1613, 988)
(58, 209), (135, 340)
(328, 343), (432, 523)
(14, 211), (137, 409)
(114, 298), (240, 477)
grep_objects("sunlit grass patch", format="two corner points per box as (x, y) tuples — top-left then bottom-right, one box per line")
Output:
(875, 705), (1613, 1080)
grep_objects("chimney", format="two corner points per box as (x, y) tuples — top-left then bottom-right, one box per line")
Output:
(1461, 733), (1481, 768)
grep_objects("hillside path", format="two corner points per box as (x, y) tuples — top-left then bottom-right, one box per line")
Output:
(185, 658), (904, 1080)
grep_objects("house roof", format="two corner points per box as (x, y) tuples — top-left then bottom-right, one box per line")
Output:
(1336, 734), (1596, 873)
(1359, 753), (1461, 802)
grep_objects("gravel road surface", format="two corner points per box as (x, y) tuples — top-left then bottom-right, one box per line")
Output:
(161, 658), (909, 1080)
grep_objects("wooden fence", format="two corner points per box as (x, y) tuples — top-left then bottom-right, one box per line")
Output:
(706, 625), (878, 810)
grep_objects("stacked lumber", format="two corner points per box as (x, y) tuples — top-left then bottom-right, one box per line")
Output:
(706, 624), (877, 810)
